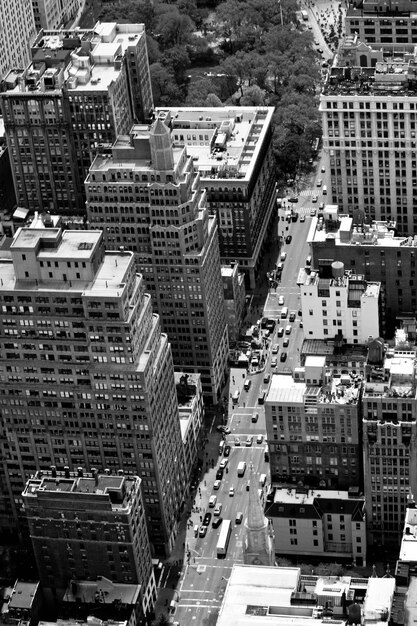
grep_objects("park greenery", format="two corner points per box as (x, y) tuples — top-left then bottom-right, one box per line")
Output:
(98, 0), (322, 181)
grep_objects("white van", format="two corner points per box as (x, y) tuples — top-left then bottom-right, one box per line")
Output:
(259, 473), (267, 487)
(209, 495), (217, 508)
(237, 461), (247, 477)
(280, 306), (288, 319)
(323, 185), (327, 195)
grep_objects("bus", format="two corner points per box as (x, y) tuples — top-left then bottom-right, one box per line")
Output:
(216, 520), (232, 558)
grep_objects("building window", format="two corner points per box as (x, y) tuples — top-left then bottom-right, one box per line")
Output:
(290, 538), (298, 545)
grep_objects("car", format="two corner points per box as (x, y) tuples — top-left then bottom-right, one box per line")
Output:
(272, 344), (279, 354)
(199, 525), (207, 537)
(213, 479), (221, 490)
(318, 48), (324, 54)
(280, 252), (287, 262)
(203, 512), (212, 525)
(246, 436), (253, 447)
(264, 329), (270, 337)
(277, 327), (284, 338)
(216, 469), (224, 480)
(278, 295), (285, 306)
(252, 412), (259, 423)
(285, 235), (292, 244)
(289, 312), (296, 322)
(280, 352), (287, 362)
(310, 209), (317, 216)
(300, 321), (304, 328)
(256, 434), (263, 444)
(209, 495), (217, 508)
(298, 309), (302, 316)
(235, 512), (243, 524)
(212, 517), (223, 529)
(321, 166), (326, 173)
(234, 437), (240, 446)
(263, 373), (270, 384)
(271, 357), (278, 368)
(219, 459), (228, 470)
(285, 325), (292, 335)
(314, 39), (319, 45)
(217, 425), (231, 434)
(317, 179), (323, 187)
(312, 195), (318, 203)
(300, 214), (305, 222)
(319, 202), (325, 210)
(288, 196), (298, 203)
(283, 338), (289, 348)
(246, 481), (250, 491)
(214, 504), (223, 516)
(224, 445), (231, 457)
(229, 486), (235, 497)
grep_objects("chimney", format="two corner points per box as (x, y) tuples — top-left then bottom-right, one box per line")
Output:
(77, 467), (83, 477)
(64, 466), (70, 478)
(51, 465), (57, 478)
(104, 468), (110, 475)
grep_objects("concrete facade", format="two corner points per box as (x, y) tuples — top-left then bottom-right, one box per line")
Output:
(0, 224), (186, 555)
(221, 263), (246, 345)
(155, 107), (277, 289)
(0, 1), (36, 81)
(32, 0), (81, 30)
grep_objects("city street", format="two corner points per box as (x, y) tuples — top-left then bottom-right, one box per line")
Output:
(163, 189), (315, 625)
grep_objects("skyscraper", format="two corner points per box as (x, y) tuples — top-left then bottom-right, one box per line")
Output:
(32, 0), (81, 30)
(0, 1), (36, 81)
(320, 36), (417, 234)
(22, 469), (156, 619)
(0, 221), (185, 555)
(86, 118), (229, 401)
(0, 22), (153, 214)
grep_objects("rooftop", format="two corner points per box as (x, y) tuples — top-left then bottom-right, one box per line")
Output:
(3, 22), (145, 95)
(399, 505), (417, 562)
(8, 581), (39, 610)
(63, 576), (140, 605)
(267, 371), (361, 406)
(155, 106), (274, 182)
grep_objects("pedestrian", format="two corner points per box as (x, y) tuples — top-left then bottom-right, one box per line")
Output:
(204, 480), (206, 486)
(200, 515), (202, 522)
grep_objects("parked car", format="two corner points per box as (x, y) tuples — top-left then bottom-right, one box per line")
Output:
(271, 358), (278, 367)
(220, 459), (228, 470)
(272, 344), (279, 354)
(288, 197), (299, 203)
(285, 235), (292, 244)
(216, 469), (224, 480)
(224, 445), (231, 457)
(199, 525), (207, 537)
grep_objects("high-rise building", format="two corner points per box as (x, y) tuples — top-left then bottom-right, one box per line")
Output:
(320, 36), (417, 235)
(86, 118), (229, 401)
(308, 207), (417, 336)
(156, 107), (277, 289)
(32, 0), (81, 31)
(362, 346), (417, 547)
(0, 222), (185, 555)
(300, 255), (381, 344)
(345, 0), (417, 53)
(0, 22), (153, 214)
(0, 1), (36, 81)
(22, 470), (156, 619)
(265, 357), (362, 490)
(221, 263), (246, 345)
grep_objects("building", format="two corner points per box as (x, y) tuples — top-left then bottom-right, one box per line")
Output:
(301, 338), (368, 378)
(300, 257), (381, 344)
(320, 36), (417, 235)
(265, 357), (362, 490)
(175, 373), (204, 491)
(345, 0), (417, 53)
(40, 619), (127, 626)
(221, 263), (246, 345)
(243, 466), (275, 566)
(0, 2), (36, 81)
(60, 578), (141, 626)
(0, 22), (153, 214)
(22, 470), (155, 618)
(156, 107), (277, 289)
(399, 499), (417, 572)
(0, 224), (185, 555)
(32, 0), (81, 30)
(216, 564), (399, 626)
(0, 581), (42, 626)
(86, 118), (229, 402)
(362, 346), (417, 547)
(309, 207), (417, 337)
(265, 488), (366, 566)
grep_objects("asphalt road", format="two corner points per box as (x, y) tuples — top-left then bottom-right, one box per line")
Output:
(171, 209), (313, 625)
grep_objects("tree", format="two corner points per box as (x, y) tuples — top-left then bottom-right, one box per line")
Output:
(185, 77), (221, 105)
(204, 93), (223, 106)
(161, 45), (191, 84)
(155, 5), (195, 49)
(240, 85), (266, 106)
(150, 62), (183, 105)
